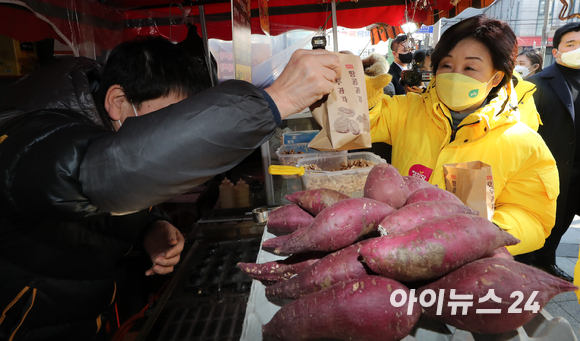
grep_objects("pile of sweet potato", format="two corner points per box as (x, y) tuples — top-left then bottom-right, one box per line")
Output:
(237, 164), (577, 341)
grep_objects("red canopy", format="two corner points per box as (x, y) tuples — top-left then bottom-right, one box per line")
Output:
(0, 0), (493, 56)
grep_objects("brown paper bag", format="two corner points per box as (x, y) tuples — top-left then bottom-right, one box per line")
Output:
(308, 52), (371, 151)
(443, 161), (495, 221)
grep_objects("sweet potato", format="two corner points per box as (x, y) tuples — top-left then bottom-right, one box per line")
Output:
(403, 175), (435, 193)
(262, 228), (307, 251)
(285, 188), (350, 216)
(237, 252), (324, 285)
(379, 201), (478, 236)
(267, 204), (313, 235)
(262, 275), (421, 341)
(274, 197), (395, 254)
(481, 246), (514, 260)
(266, 241), (371, 298)
(359, 214), (520, 282)
(364, 163), (410, 208)
(405, 186), (464, 206)
(419, 258), (578, 334)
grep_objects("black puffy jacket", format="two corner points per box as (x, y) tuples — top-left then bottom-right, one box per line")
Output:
(0, 58), (278, 340)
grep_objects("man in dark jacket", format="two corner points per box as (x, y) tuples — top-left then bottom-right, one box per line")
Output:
(517, 23), (580, 282)
(387, 34), (413, 96)
(0, 37), (340, 341)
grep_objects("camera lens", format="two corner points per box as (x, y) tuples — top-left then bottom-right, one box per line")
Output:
(402, 70), (422, 87)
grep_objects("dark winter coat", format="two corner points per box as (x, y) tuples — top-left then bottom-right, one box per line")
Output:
(0, 57), (278, 340)
(528, 63), (575, 207)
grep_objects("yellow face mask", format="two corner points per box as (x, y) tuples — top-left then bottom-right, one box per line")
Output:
(435, 72), (498, 111)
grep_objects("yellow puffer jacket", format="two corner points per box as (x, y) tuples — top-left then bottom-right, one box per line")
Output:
(513, 72), (542, 131)
(369, 78), (559, 255)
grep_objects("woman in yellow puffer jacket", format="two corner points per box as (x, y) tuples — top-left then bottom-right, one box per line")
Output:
(366, 15), (559, 256)
(513, 71), (542, 131)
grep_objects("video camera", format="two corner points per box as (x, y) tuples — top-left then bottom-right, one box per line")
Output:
(400, 50), (433, 87)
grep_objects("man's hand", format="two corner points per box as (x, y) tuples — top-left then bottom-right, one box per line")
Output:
(404, 85), (424, 94)
(265, 49), (341, 120)
(143, 220), (185, 276)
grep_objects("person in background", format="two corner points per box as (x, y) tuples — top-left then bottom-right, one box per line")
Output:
(0, 36), (340, 341)
(364, 14), (558, 257)
(372, 34), (413, 162)
(419, 47), (434, 88)
(388, 34), (412, 95)
(515, 49), (543, 79)
(420, 47), (433, 73)
(516, 23), (580, 283)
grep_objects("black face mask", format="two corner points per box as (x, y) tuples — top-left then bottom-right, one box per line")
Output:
(399, 52), (413, 64)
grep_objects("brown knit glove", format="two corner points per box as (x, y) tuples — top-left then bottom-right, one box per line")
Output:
(363, 53), (393, 109)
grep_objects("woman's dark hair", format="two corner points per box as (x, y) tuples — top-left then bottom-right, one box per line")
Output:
(518, 49), (543, 73)
(98, 36), (212, 109)
(431, 14), (517, 95)
(553, 22), (580, 50)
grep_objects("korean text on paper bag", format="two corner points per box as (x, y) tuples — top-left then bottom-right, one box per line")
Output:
(308, 52), (371, 151)
(443, 161), (495, 221)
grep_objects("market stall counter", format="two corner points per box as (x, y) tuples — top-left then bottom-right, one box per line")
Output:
(135, 213), (578, 341)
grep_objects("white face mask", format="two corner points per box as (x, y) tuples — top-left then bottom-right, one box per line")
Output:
(514, 65), (534, 79)
(558, 47), (580, 68)
(117, 103), (139, 127)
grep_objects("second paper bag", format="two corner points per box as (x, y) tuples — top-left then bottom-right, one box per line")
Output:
(308, 52), (371, 151)
(443, 161), (495, 221)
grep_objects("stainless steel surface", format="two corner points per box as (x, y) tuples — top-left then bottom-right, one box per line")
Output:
(251, 207), (269, 223)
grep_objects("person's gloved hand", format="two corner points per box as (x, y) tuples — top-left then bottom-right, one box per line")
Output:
(363, 53), (392, 109)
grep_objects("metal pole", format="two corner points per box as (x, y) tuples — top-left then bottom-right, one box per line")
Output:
(331, 0), (338, 51)
(261, 141), (275, 205)
(540, 0), (553, 68)
(198, 4), (214, 86)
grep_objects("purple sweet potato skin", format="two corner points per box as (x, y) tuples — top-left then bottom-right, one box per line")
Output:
(364, 163), (410, 208)
(360, 214), (520, 282)
(262, 228), (307, 251)
(403, 175), (435, 193)
(237, 252), (324, 285)
(262, 275), (421, 341)
(266, 241), (371, 298)
(405, 186), (464, 206)
(481, 246), (514, 260)
(380, 201), (478, 236)
(285, 188), (350, 216)
(275, 197), (395, 254)
(419, 258), (578, 334)
(267, 204), (314, 235)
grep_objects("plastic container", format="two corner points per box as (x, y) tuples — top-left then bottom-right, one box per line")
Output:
(275, 143), (346, 167)
(219, 178), (236, 209)
(234, 179), (250, 208)
(296, 152), (386, 197)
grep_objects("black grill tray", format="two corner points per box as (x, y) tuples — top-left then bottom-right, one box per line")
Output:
(140, 237), (261, 341)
